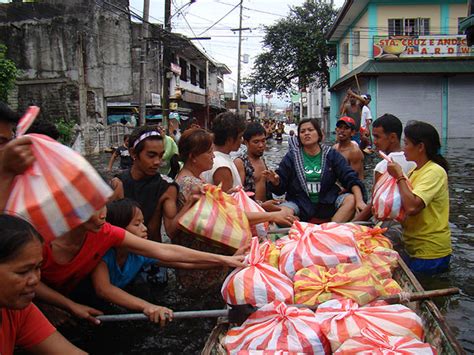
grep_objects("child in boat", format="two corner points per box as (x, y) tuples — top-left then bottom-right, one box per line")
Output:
(0, 214), (85, 355)
(91, 199), (222, 325)
(386, 121), (451, 275)
(34, 203), (245, 325)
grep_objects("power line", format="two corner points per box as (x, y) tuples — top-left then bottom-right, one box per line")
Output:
(197, 1), (241, 36)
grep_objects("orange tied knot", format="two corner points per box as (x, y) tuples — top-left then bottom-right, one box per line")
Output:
(354, 226), (388, 239)
(357, 241), (376, 255)
(320, 269), (352, 293)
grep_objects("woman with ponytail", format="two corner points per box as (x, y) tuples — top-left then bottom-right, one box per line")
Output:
(386, 121), (451, 275)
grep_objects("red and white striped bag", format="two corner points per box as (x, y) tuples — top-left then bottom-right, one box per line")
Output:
(314, 299), (424, 352)
(334, 327), (436, 354)
(279, 222), (361, 279)
(224, 301), (330, 354)
(221, 237), (294, 306)
(5, 107), (112, 240)
(231, 186), (269, 238)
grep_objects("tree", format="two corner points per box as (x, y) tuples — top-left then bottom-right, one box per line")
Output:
(244, 0), (337, 96)
(0, 44), (19, 103)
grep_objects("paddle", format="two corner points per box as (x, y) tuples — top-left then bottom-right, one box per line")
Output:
(96, 287), (459, 324)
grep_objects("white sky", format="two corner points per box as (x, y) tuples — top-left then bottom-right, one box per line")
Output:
(130, 0), (345, 107)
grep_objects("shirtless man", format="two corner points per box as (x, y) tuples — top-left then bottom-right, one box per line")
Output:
(339, 88), (369, 145)
(333, 116), (364, 180)
(111, 126), (193, 242)
(234, 123), (269, 202)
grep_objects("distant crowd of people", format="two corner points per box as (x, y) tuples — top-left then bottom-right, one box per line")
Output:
(0, 99), (452, 354)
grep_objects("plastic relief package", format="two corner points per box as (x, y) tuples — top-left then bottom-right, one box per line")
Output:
(334, 327), (436, 355)
(347, 224), (394, 250)
(224, 301), (330, 355)
(314, 298), (424, 352)
(279, 222), (361, 279)
(5, 107), (113, 241)
(178, 184), (252, 251)
(259, 240), (281, 269)
(293, 263), (385, 306)
(221, 237), (294, 307)
(231, 186), (269, 238)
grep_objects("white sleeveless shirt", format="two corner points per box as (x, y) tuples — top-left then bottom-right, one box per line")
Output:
(201, 151), (242, 188)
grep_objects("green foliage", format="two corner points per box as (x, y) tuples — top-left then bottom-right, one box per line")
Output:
(0, 44), (19, 103)
(244, 0), (337, 96)
(55, 118), (76, 146)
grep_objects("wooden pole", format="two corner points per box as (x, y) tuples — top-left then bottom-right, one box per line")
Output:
(139, 0), (150, 126)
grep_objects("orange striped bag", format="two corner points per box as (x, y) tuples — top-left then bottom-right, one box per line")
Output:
(294, 264), (383, 306)
(359, 243), (399, 280)
(231, 186), (269, 238)
(259, 240), (280, 269)
(5, 107), (112, 240)
(224, 301), (331, 354)
(221, 237), (293, 307)
(314, 299), (424, 352)
(279, 223), (361, 280)
(334, 327), (436, 354)
(178, 184), (252, 251)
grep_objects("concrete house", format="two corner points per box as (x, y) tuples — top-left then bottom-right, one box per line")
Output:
(327, 0), (474, 139)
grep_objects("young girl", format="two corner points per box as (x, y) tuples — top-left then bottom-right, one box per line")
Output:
(387, 121), (451, 274)
(91, 199), (220, 325)
(35, 203), (244, 325)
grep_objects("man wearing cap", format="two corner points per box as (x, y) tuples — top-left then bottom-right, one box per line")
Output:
(0, 102), (35, 210)
(333, 116), (364, 180)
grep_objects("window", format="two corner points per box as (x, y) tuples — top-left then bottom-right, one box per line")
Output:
(190, 65), (197, 85)
(179, 58), (187, 81)
(353, 31), (360, 56)
(388, 19), (403, 36)
(458, 17), (466, 35)
(341, 43), (349, 64)
(388, 18), (430, 36)
(199, 70), (206, 89)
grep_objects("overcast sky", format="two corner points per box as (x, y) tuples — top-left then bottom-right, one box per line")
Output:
(129, 0), (345, 107)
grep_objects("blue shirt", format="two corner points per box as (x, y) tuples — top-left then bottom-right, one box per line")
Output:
(102, 249), (157, 289)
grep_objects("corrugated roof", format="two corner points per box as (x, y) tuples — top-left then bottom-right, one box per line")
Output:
(330, 59), (474, 90)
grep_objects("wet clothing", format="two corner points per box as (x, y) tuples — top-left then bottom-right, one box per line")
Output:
(239, 153), (256, 194)
(0, 304), (56, 355)
(403, 254), (451, 275)
(102, 249), (157, 289)
(201, 151), (242, 188)
(118, 170), (176, 225)
(270, 136), (364, 222)
(403, 160), (452, 260)
(41, 223), (126, 294)
(115, 145), (132, 170)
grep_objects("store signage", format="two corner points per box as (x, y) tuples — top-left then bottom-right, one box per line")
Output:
(171, 63), (182, 75)
(373, 35), (473, 59)
(151, 93), (161, 106)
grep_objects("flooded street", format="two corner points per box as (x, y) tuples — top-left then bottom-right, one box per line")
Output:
(83, 134), (474, 354)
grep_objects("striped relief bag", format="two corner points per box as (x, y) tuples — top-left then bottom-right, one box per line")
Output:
(5, 107), (112, 240)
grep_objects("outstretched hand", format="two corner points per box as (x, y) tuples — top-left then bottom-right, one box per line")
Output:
(69, 302), (103, 325)
(262, 169), (280, 186)
(143, 304), (173, 327)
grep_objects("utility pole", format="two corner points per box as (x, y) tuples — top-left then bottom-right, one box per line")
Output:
(162, 0), (172, 132)
(139, 0), (150, 126)
(236, 0), (243, 115)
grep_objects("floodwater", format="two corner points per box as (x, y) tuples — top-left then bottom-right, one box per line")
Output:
(80, 133), (474, 354)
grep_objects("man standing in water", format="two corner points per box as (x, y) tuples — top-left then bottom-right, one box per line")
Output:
(339, 88), (369, 145)
(333, 116), (364, 180)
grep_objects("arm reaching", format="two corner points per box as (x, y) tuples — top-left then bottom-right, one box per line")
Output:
(122, 232), (245, 267)
(91, 261), (173, 326)
(35, 282), (103, 325)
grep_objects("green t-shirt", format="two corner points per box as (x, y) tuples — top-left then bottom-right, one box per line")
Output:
(302, 150), (322, 203)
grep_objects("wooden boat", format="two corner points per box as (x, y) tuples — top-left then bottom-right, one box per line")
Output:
(201, 257), (465, 355)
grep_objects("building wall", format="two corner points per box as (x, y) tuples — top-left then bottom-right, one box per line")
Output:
(376, 5), (441, 36)
(449, 3), (469, 34)
(339, 32), (352, 78)
(352, 11), (370, 71)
